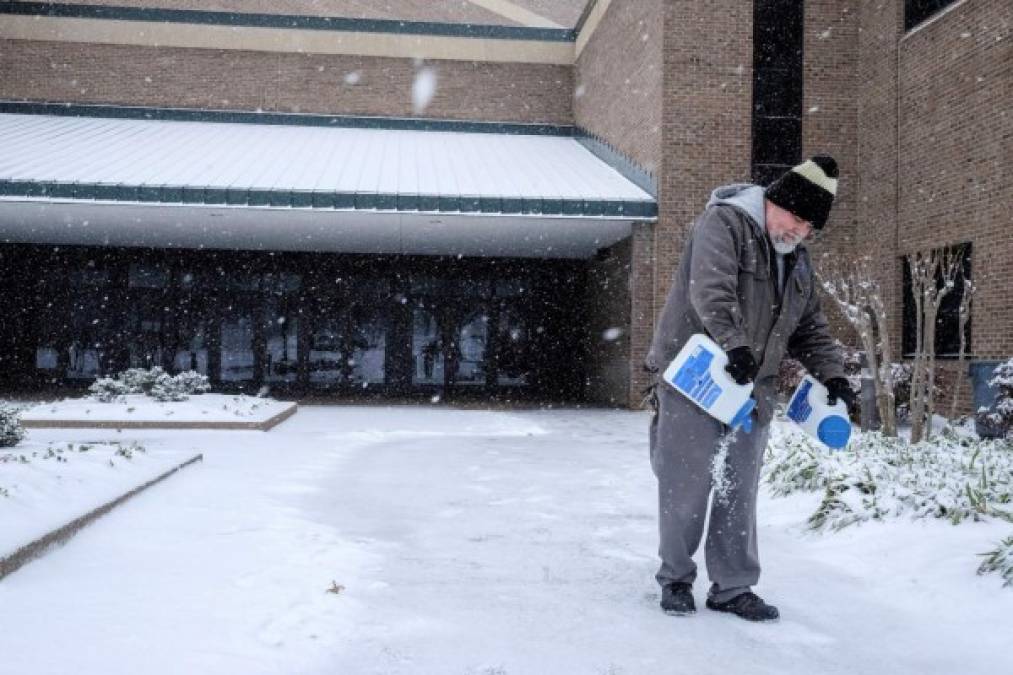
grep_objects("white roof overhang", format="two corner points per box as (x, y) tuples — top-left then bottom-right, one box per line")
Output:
(0, 112), (656, 259)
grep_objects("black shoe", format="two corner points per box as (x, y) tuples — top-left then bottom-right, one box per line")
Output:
(660, 582), (696, 615)
(705, 592), (779, 622)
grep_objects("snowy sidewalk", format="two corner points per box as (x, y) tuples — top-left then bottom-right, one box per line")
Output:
(1, 406), (1010, 675)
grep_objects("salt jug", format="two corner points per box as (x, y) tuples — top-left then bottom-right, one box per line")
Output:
(662, 333), (756, 433)
(785, 374), (852, 449)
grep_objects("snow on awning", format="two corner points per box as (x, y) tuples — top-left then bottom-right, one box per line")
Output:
(0, 112), (655, 218)
(0, 112), (655, 258)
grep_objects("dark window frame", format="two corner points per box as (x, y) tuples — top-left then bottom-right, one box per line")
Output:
(751, 0), (805, 186)
(904, 0), (958, 32)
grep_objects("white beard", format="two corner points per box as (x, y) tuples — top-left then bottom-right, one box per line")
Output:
(771, 238), (798, 255)
(769, 232), (801, 255)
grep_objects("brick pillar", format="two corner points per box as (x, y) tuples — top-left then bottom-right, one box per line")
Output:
(628, 221), (656, 408)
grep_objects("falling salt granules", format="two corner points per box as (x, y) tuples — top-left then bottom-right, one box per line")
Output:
(711, 429), (737, 504)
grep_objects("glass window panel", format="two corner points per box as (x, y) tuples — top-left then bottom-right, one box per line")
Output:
(412, 306), (444, 385)
(496, 307), (532, 386)
(128, 263), (169, 289)
(752, 117), (802, 167)
(454, 309), (489, 386)
(220, 311), (255, 382)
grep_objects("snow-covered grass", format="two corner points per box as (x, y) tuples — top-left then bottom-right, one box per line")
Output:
(0, 407), (1010, 675)
(19, 393), (292, 424)
(1, 438), (197, 557)
(764, 422), (1013, 583)
(978, 536), (1013, 586)
(766, 426), (1013, 525)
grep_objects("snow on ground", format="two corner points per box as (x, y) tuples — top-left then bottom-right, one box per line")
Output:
(19, 393), (293, 424)
(0, 438), (196, 556)
(1, 405), (1010, 675)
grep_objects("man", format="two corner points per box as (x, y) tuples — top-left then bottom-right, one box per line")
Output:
(645, 155), (857, 622)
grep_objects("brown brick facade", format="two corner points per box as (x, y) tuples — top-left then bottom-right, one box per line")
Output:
(1, 0), (1008, 413)
(853, 0), (1012, 415)
(0, 39), (574, 124)
(573, 0), (662, 406)
(801, 0), (860, 344)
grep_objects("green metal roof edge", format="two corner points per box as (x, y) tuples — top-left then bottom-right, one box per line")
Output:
(0, 180), (657, 219)
(575, 128), (657, 198)
(2, 1), (577, 41)
(0, 100), (577, 137)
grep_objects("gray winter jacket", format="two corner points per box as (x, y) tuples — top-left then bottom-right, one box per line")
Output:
(646, 183), (844, 425)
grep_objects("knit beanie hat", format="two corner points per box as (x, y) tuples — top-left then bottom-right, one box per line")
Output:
(764, 155), (838, 229)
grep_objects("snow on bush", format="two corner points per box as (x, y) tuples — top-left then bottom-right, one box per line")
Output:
(0, 401), (25, 448)
(978, 358), (1013, 438)
(978, 536), (1013, 587)
(764, 428), (1013, 532)
(88, 377), (134, 403)
(149, 370), (211, 402)
(89, 367), (210, 403)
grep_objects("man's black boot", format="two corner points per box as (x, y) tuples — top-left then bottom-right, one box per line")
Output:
(705, 592), (779, 622)
(660, 582), (696, 615)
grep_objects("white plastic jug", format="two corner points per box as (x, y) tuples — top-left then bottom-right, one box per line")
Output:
(662, 333), (756, 433)
(785, 374), (852, 449)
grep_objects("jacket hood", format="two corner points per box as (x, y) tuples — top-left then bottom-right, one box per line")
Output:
(705, 183), (766, 235)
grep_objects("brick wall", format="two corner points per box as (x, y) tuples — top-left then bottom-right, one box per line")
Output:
(0, 39), (574, 124)
(802, 0), (860, 346)
(584, 235), (633, 406)
(572, 0), (662, 407)
(898, 0), (1011, 363)
(656, 0), (753, 385)
(854, 0), (1011, 415)
(574, 0), (662, 178)
(659, 0), (753, 281)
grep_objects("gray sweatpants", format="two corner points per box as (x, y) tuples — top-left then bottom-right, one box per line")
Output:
(649, 383), (771, 603)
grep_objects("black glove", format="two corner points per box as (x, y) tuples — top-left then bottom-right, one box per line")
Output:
(824, 377), (858, 416)
(724, 346), (758, 386)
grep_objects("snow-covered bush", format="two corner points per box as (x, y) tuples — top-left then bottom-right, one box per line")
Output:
(764, 428), (1013, 532)
(118, 366), (168, 394)
(89, 367), (210, 403)
(0, 401), (25, 448)
(149, 371), (210, 402)
(978, 358), (1013, 438)
(978, 536), (1013, 587)
(88, 376), (134, 402)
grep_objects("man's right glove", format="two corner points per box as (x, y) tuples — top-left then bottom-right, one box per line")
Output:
(724, 346), (759, 386)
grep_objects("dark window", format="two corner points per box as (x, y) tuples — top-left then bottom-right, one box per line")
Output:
(905, 0), (958, 31)
(752, 0), (804, 185)
(901, 244), (972, 358)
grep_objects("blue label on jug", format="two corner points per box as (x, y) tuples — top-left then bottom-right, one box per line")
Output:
(787, 379), (813, 423)
(670, 345), (723, 409)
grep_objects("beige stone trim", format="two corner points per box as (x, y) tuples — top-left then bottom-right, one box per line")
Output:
(0, 15), (575, 65)
(575, 0), (613, 58)
(465, 0), (563, 28)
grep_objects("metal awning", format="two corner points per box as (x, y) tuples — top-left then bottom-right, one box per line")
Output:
(0, 112), (656, 259)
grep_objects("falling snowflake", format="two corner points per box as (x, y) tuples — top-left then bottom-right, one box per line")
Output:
(412, 67), (438, 114)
